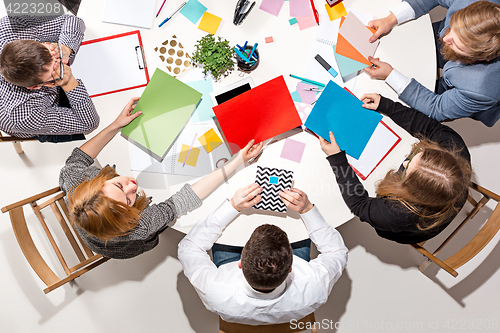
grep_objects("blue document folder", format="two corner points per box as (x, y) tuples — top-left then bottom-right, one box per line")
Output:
(304, 81), (382, 159)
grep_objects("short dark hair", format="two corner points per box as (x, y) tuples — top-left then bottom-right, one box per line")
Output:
(0, 40), (53, 87)
(241, 224), (293, 290)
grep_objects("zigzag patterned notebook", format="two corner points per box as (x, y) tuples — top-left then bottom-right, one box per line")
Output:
(254, 166), (294, 213)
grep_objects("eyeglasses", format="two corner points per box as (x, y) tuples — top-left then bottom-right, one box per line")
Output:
(39, 42), (64, 85)
(401, 147), (423, 181)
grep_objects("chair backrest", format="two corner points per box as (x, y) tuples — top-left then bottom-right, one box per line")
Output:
(219, 312), (317, 333)
(411, 182), (500, 277)
(1, 186), (109, 294)
(0, 131), (37, 154)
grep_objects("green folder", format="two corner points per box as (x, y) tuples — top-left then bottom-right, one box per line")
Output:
(121, 69), (202, 161)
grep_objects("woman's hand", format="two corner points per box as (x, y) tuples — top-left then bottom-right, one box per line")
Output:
(239, 139), (264, 163)
(360, 93), (381, 110)
(368, 13), (398, 43)
(111, 97), (142, 129)
(319, 131), (342, 156)
(279, 188), (314, 214)
(364, 57), (393, 80)
(230, 183), (262, 212)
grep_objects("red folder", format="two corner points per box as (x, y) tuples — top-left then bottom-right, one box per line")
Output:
(213, 76), (302, 154)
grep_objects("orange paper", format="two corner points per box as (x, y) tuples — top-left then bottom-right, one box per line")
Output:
(325, 2), (347, 21)
(198, 12), (222, 35)
(336, 34), (371, 66)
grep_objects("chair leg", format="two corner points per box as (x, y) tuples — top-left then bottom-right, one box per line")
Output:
(418, 257), (433, 273)
(13, 142), (24, 154)
(410, 244), (458, 277)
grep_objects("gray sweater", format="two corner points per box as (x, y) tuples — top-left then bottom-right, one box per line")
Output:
(59, 148), (202, 259)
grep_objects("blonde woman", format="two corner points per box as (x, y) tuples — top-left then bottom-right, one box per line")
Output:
(320, 94), (472, 243)
(60, 97), (262, 259)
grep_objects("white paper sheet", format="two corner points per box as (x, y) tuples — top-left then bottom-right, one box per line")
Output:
(71, 32), (148, 97)
(130, 120), (232, 177)
(102, 0), (156, 29)
(347, 121), (401, 180)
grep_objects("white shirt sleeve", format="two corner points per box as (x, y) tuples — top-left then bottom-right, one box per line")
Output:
(178, 200), (239, 293)
(391, 1), (416, 24)
(301, 206), (348, 292)
(386, 68), (412, 95)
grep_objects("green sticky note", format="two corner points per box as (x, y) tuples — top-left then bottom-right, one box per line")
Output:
(122, 68), (202, 161)
(289, 17), (297, 25)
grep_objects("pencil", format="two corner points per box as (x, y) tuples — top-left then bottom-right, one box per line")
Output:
(156, 0), (167, 17)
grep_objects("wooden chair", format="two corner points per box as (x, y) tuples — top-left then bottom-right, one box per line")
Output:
(1, 186), (110, 294)
(411, 182), (500, 277)
(0, 131), (37, 154)
(219, 312), (317, 333)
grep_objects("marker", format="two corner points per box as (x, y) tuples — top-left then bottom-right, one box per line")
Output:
(310, 0), (319, 25)
(159, 1), (186, 27)
(182, 133), (198, 167)
(247, 42), (258, 61)
(289, 74), (326, 88)
(314, 54), (338, 78)
(156, 0), (167, 17)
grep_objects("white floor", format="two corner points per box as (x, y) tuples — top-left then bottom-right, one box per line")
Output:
(2, 5), (500, 333)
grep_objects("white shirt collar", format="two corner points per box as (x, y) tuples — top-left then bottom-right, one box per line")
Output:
(241, 277), (288, 300)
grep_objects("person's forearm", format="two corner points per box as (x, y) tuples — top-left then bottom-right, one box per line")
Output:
(79, 122), (120, 159)
(190, 154), (244, 200)
(60, 75), (79, 92)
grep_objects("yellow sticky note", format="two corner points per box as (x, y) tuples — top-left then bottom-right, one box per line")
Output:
(325, 2), (347, 21)
(178, 144), (201, 167)
(198, 128), (223, 153)
(198, 12), (222, 35)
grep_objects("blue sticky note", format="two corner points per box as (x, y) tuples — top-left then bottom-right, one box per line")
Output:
(304, 81), (382, 159)
(290, 90), (302, 102)
(186, 79), (214, 123)
(269, 176), (279, 184)
(180, 0), (208, 24)
(289, 17), (297, 25)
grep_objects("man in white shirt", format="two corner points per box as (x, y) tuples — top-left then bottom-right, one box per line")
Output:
(178, 183), (348, 325)
(364, 0), (500, 127)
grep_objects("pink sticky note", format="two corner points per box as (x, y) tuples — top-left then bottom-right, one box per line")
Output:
(296, 8), (317, 30)
(281, 138), (306, 163)
(289, 0), (311, 17)
(265, 36), (274, 43)
(259, 0), (286, 17)
(296, 82), (317, 104)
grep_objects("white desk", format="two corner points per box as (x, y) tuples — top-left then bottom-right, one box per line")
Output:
(76, 0), (435, 245)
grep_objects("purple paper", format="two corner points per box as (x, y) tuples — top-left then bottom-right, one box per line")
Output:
(281, 138), (306, 163)
(259, 0), (286, 17)
(296, 82), (317, 104)
(290, 0), (310, 17)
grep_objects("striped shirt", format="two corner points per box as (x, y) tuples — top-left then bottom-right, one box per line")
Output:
(0, 15), (99, 138)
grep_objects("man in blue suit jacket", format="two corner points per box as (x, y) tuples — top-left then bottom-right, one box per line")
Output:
(365, 0), (500, 127)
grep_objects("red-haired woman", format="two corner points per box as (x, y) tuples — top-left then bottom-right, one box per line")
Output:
(60, 97), (262, 259)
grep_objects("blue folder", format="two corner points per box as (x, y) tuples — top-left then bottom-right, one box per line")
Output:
(304, 81), (382, 159)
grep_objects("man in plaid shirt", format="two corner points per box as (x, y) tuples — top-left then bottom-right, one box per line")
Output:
(0, 15), (99, 142)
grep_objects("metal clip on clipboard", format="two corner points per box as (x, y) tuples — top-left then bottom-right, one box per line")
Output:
(233, 0), (256, 25)
(135, 45), (146, 70)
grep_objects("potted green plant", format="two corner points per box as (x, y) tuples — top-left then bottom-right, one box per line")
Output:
(192, 34), (235, 81)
